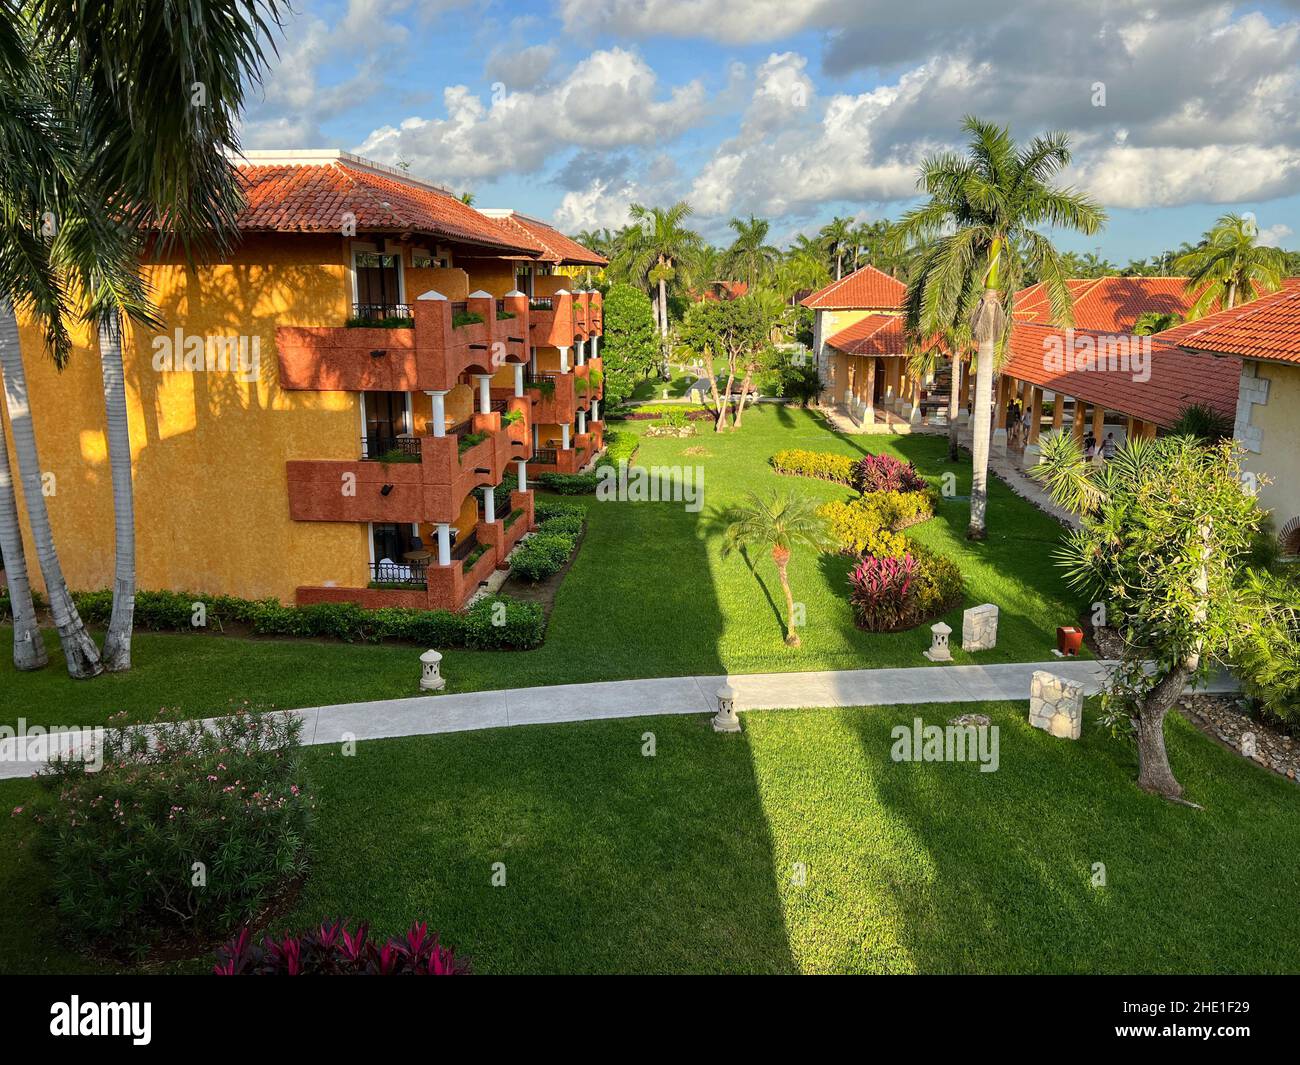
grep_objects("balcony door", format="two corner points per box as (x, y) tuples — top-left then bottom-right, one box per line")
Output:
(353, 249), (404, 313)
(362, 391), (411, 457)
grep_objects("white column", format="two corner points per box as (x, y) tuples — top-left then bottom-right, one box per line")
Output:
(529, 347), (537, 374)
(576, 339), (586, 366)
(591, 399), (599, 421)
(559, 346), (569, 373)
(435, 523), (451, 566)
(427, 390), (447, 436)
(516, 459), (528, 491)
(475, 374), (492, 414)
(578, 410), (587, 434)
(561, 423), (571, 449)
(484, 486), (496, 524)
(513, 363), (524, 397)
(532, 423), (539, 448)
(591, 335), (598, 359)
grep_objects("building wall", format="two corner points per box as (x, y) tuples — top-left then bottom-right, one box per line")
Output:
(6, 232), (372, 603)
(814, 307), (898, 403)
(1240, 360), (1300, 531)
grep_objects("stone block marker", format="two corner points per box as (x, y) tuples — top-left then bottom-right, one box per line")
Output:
(1029, 670), (1084, 739)
(962, 603), (999, 652)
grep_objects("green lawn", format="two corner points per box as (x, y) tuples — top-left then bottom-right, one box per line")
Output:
(4, 699), (1296, 974)
(0, 408), (1087, 729)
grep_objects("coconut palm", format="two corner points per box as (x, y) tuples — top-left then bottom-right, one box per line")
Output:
(818, 216), (854, 280)
(1132, 310), (1183, 336)
(718, 489), (831, 647)
(1175, 213), (1286, 319)
(888, 116), (1106, 540)
(612, 201), (699, 339)
(724, 215), (779, 289)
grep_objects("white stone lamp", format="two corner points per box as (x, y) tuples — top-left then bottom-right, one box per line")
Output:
(419, 649), (447, 692)
(924, 621), (953, 662)
(712, 682), (741, 733)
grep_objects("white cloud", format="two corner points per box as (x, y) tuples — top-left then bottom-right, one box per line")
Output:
(353, 48), (707, 182)
(1079, 145), (1300, 209)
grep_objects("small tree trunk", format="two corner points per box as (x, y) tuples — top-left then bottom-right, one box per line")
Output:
(774, 550), (799, 647)
(0, 300), (102, 678)
(703, 352), (723, 423)
(99, 315), (136, 671)
(733, 366), (753, 429)
(1134, 663), (1192, 799)
(947, 356), (962, 462)
(717, 365), (736, 432)
(0, 406), (47, 670)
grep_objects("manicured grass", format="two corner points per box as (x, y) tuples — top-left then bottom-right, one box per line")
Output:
(0, 408), (1087, 729)
(4, 700), (1297, 974)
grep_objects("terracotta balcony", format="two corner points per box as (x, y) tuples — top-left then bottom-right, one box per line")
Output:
(295, 488), (536, 612)
(525, 369), (576, 425)
(277, 291), (531, 393)
(528, 291), (576, 349)
(574, 362), (592, 411)
(588, 291), (602, 335)
(286, 403), (527, 526)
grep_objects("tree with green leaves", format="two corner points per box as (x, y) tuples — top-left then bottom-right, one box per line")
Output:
(600, 283), (658, 408)
(610, 201), (699, 339)
(1132, 310), (1183, 335)
(818, 216), (854, 280)
(724, 215), (778, 289)
(888, 116), (1106, 539)
(717, 489), (831, 647)
(1176, 213), (1286, 319)
(1033, 433), (1262, 801)
(679, 296), (769, 431)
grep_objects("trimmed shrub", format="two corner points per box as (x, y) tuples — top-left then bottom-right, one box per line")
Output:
(769, 448), (856, 485)
(30, 707), (312, 955)
(618, 404), (712, 421)
(537, 471), (599, 494)
(818, 491), (936, 556)
(854, 453), (928, 494)
(510, 533), (574, 582)
(534, 498), (586, 523)
(596, 428), (639, 470)
(215, 920), (467, 975)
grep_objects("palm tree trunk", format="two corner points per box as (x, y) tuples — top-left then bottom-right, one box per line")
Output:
(0, 299), (102, 678)
(835, 252), (842, 281)
(658, 276), (668, 339)
(0, 407), (47, 671)
(99, 314), (135, 671)
(1226, 279), (1238, 310)
(968, 339), (994, 539)
(948, 356), (962, 462)
(774, 552), (800, 646)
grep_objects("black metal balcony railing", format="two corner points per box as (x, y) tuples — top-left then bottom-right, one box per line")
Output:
(524, 372), (561, 386)
(351, 302), (413, 323)
(445, 417), (474, 439)
(369, 559), (427, 587)
(529, 297), (554, 311)
(361, 435), (422, 461)
(450, 531), (480, 562)
(530, 448), (558, 465)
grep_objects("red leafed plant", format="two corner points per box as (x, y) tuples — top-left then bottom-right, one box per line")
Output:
(848, 553), (919, 631)
(854, 453), (928, 495)
(214, 920), (468, 975)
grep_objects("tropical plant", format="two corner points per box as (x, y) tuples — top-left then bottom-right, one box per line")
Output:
(1032, 433), (1262, 800)
(717, 489), (832, 646)
(888, 116), (1106, 539)
(818, 216), (854, 280)
(600, 283), (658, 407)
(848, 553), (919, 630)
(215, 920), (468, 976)
(610, 201), (700, 338)
(678, 297), (770, 431)
(1232, 569), (1300, 726)
(853, 453), (928, 494)
(1176, 213), (1287, 319)
(1132, 310), (1183, 335)
(1170, 401), (1234, 442)
(724, 215), (779, 288)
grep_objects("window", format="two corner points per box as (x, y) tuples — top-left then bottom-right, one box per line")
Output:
(354, 251), (403, 309)
(362, 391), (410, 458)
(372, 523), (418, 564)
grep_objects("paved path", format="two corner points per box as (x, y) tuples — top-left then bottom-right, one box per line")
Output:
(0, 660), (1239, 779)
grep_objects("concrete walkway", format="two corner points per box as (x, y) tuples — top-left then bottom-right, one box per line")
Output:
(0, 659), (1239, 779)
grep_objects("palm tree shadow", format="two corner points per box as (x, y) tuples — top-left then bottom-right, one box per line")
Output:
(740, 547), (788, 639)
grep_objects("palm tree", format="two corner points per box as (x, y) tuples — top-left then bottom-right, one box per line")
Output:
(0, 407), (46, 670)
(888, 116), (1106, 540)
(459, 191), (475, 205)
(818, 216), (854, 280)
(1132, 311), (1183, 335)
(718, 489), (831, 647)
(612, 201), (699, 338)
(724, 215), (778, 289)
(1175, 213), (1286, 319)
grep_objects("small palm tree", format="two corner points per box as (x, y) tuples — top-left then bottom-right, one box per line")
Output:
(1176, 213), (1286, 319)
(718, 490), (831, 647)
(1132, 311), (1183, 335)
(888, 116), (1106, 540)
(724, 215), (779, 289)
(818, 216), (854, 280)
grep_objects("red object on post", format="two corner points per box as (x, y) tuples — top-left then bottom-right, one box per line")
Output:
(1056, 626), (1083, 656)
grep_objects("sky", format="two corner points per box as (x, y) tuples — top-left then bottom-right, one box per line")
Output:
(238, 0), (1300, 262)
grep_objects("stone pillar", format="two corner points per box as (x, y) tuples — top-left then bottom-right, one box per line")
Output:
(576, 339), (586, 366)
(513, 363), (524, 398)
(559, 346), (570, 373)
(909, 374), (922, 423)
(561, 423), (571, 449)
(864, 358), (877, 420)
(591, 335), (598, 358)
(475, 374), (492, 414)
(591, 399), (599, 421)
(516, 459), (528, 491)
(427, 390), (447, 437)
(435, 523), (451, 566)
(1052, 394), (1064, 432)
(484, 485), (496, 524)
(1092, 403), (1106, 448)
(1029, 670), (1084, 739)
(1024, 386), (1044, 463)
(578, 410), (587, 434)
(1072, 398), (1087, 443)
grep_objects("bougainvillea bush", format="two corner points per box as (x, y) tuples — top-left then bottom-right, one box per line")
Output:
(853, 453), (929, 495)
(215, 920), (468, 975)
(30, 706), (312, 954)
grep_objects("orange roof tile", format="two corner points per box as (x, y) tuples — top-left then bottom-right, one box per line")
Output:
(1155, 279), (1300, 366)
(1013, 276), (1197, 332)
(1001, 323), (1240, 428)
(233, 160), (538, 255)
(825, 314), (911, 356)
(801, 265), (906, 309)
(482, 212), (607, 266)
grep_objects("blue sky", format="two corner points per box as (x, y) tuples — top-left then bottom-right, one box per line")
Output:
(240, 0), (1300, 262)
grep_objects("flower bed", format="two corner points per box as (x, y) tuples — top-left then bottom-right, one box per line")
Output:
(848, 544), (963, 632)
(770, 448), (856, 485)
(215, 920), (467, 975)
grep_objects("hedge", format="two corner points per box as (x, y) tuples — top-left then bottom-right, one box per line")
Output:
(618, 404), (713, 421)
(537, 471), (599, 494)
(597, 428), (639, 468)
(68, 589), (545, 649)
(509, 507), (586, 582)
(770, 448), (856, 485)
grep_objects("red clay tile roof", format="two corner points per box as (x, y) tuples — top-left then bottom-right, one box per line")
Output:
(1013, 277), (1197, 332)
(1001, 323), (1240, 428)
(699, 280), (749, 301)
(801, 265), (906, 309)
(485, 213), (607, 266)
(1154, 279), (1300, 366)
(825, 313), (911, 356)
(233, 161), (538, 254)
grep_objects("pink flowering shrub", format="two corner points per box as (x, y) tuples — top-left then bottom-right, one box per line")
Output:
(215, 919), (468, 975)
(853, 453), (928, 495)
(30, 704), (312, 954)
